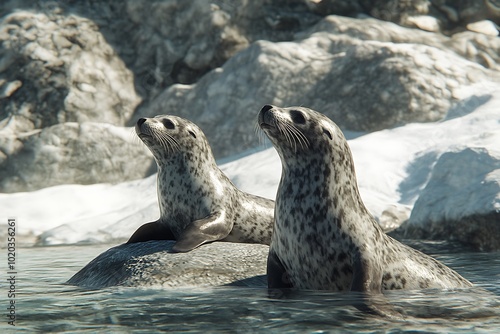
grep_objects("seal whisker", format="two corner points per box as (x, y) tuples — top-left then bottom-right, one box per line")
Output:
(278, 121), (310, 153)
(281, 122), (299, 153)
(276, 120), (297, 153)
(156, 134), (170, 153)
(283, 122), (309, 150)
(254, 122), (267, 147)
(291, 123), (310, 147)
(168, 134), (181, 152)
(130, 127), (143, 147)
(166, 133), (182, 152)
(156, 132), (180, 154)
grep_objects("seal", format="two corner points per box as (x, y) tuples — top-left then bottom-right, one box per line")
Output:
(127, 115), (274, 252)
(258, 105), (472, 314)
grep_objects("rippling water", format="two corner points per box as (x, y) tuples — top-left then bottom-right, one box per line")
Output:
(8, 241), (500, 333)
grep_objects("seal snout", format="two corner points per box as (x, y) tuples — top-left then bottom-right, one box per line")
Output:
(135, 117), (152, 139)
(258, 104), (275, 129)
(135, 117), (146, 134)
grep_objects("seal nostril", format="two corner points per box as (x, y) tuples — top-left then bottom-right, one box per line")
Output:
(137, 118), (147, 127)
(261, 105), (273, 113)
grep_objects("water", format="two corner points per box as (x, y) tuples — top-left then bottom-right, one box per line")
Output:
(5, 241), (500, 333)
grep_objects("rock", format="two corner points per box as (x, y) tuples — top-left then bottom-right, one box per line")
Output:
(311, 0), (431, 24)
(1, 3), (500, 191)
(0, 11), (143, 192)
(34, 0), (320, 103)
(0, 80), (22, 99)
(393, 146), (500, 251)
(67, 241), (268, 289)
(379, 205), (411, 232)
(303, 15), (500, 70)
(404, 15), (441, 32)
(0, 122), (153, 193)
(123, 0), (249, 97)
(447, 31), (500, 70)
(139, 15), (497, 157)
(456, 0), (500, 26)
(466, 20), (499, 36)
(313, 0), (500, 34)
(351, 83), (500, 243)
(0, 11), (140, 129)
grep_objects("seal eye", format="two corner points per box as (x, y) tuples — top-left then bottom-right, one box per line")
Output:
(290, 110), (306, 125)
(162, 119), (175, 129)
(188, 130), (197, 139)
(323, 128), (333, 140)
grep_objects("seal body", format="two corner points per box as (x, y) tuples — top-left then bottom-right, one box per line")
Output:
(128, 115), (274, 252)
(258, 105), (472, 294)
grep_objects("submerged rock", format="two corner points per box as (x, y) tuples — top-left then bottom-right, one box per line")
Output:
(67, 241), (268, 289)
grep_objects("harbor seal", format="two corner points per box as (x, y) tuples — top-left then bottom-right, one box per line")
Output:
(258, 105), (472, 313)
(128, 115), (274, 252)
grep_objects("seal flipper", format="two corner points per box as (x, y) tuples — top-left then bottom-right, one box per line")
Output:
(127, 221), (175, 244)
(350, 254), (403, 319)
(172, 211), (232, 253)
(267, 249), (293, 289)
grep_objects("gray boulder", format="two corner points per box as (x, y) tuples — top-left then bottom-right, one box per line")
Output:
(140, 16), (497, 157)
(67, 241), (268, 289)
(0, 11), (140, 129)
(0, 11), (142, 192)
(304, 15), (500, 70)
(311, 0), (500, 33)
(393, 146), (500, 251)
(27, 0), (321, 103)
(0, 122), (153, 193)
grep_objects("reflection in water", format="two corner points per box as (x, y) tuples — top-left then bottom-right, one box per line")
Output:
(15, 242), (500, 333)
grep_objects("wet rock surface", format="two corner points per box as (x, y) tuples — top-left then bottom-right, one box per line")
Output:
(67, 241), (268, 288)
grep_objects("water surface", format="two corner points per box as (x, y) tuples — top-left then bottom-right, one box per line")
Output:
(8, 241), (500, 333)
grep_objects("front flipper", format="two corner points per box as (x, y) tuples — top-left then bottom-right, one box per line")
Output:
(267, 249), (293, 289)
(172, 211), (232, 253)
(127, 221), (175, 244)
(351, 254), (403, 319)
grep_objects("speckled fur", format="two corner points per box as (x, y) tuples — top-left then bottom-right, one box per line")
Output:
(132, 115), (273, 249)
(259, 105), (472, 292)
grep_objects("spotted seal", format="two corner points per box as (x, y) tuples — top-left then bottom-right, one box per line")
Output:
(258, 105), (472, 314)
(127, 115), (274, 252)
